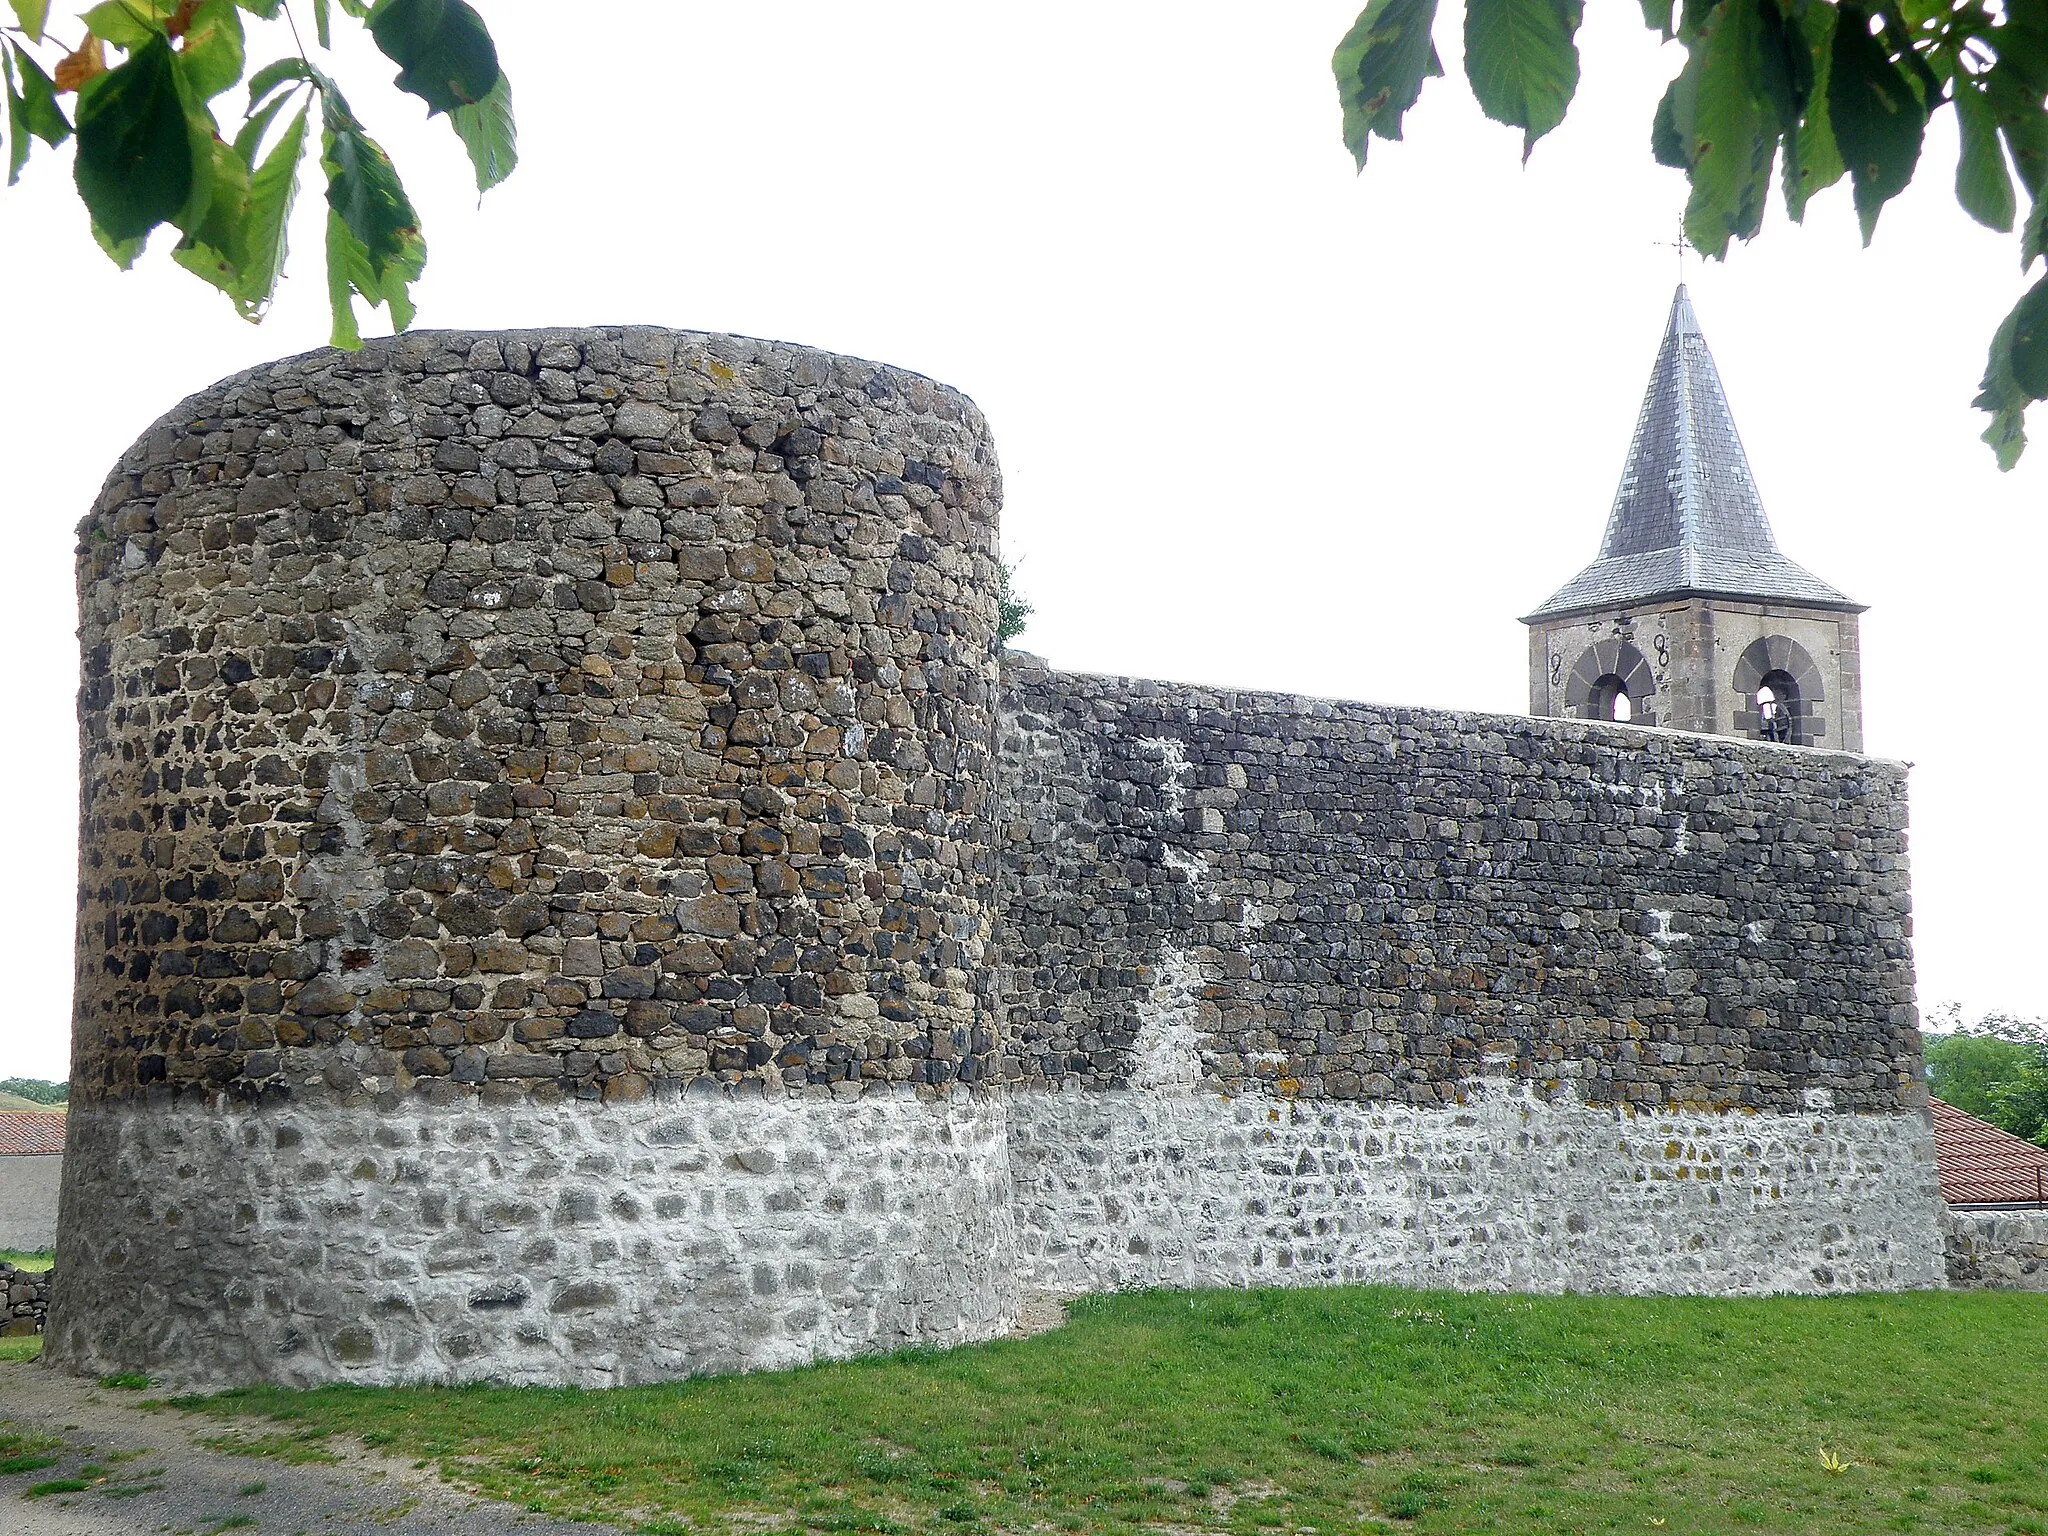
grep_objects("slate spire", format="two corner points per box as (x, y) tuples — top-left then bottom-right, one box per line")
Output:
(1525, 285), (1861, 620)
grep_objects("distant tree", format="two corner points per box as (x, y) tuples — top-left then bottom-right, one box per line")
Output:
(0, 0), (515, 346)
(1991, 1052), (2048, 1144)
(0, 1077), (67, 1105)
(997, 560), (1033, 648)
(1333, 0), (2048, 467)
(1925, 1030), (2039, 1120)
(1923, 1005), (2048, 1144)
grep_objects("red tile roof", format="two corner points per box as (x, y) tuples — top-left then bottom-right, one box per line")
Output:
(1931, 1097), (2048, 1207)
(0, 1110), (65, 1157)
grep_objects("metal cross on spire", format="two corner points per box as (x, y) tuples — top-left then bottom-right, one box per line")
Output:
(1656, 218), (1688, 284)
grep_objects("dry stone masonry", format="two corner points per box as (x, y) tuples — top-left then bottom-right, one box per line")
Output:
(1944, 1211), (2048, 1289)
(1, 1263), (50, 1338)
(53, 328), (1948, 1390)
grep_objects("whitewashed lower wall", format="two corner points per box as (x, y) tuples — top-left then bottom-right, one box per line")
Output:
(1008, 1084), (1948, 1296)
(48, 1082), (1953, 1389)
(47, 1091), (1017, 1390)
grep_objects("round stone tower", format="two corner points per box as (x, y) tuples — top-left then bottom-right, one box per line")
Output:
(52, 327), (1015, 1387)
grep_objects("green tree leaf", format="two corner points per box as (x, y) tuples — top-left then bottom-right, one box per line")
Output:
(2023, 190), (2048, 271)
(89, 214), (143, 268)
(1985, 61), (2048, 205)
(1652, 75), (1688, 168)
(245, 55), (311, 110)
(366, 0), (498, 115)
(1828, 3), (1927, 243)
(234, 100), (305, 315)
(1780, 0), (1842, 221)
(1463, 0), (1584, 160)
(1332, 0), (1445, 167)
(10, 46), (68, 145)
(2007, 270), (2048, 397)
(448, 68), (514, 190)
(73, 33), (191, 244)
(4, 42), (70, 183)
(1642, 0), (1676, 42)
(171, 131), (250, 293)
(1976, 285), (2040, 469)
(178, 0), (246, 103)
(320, 88), (425, 345)
(231, 83), (293, 165)
(324, 202), (419, 347)
(321, 89), (417, 271)
(81, 0), (171, 50)
(1679, 0), (1775, 258)
(9, 0), (49, 43)
(1955, 77), (2016, 233)
(5, 54), (29, 186)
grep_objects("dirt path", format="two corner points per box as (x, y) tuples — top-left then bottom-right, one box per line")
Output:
(0, 1359), (611, 1536)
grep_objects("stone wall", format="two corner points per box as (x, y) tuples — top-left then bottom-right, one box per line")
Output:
(994, 660), (1944, 1297)
(995, 660), (1918, 1112)
(0, 1153), (60, 1251)
(1944, 1210), (2048, 1290)
(0, 1263), (50, 1337)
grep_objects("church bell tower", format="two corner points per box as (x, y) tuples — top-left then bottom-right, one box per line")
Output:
(1524, 285), (1866, 751)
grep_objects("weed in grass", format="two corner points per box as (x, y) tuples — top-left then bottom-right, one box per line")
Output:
(1294, 1432), (1352, 1460)
(199, 1429), (340, 1465)
(238, 1479), (267, 1496)
(102, 1475), (167, 1499)
(25, 1478), (90, 1498)
(97, 1373), (149, 1390)
(0, 1454), (58, 1475)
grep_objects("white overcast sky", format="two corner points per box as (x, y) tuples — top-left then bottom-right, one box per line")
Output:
(0, 2), (2041, 1081)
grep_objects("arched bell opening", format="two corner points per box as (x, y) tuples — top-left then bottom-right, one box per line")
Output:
(1733, 638), (1824, 746)
(1565, 640), (1657, 728)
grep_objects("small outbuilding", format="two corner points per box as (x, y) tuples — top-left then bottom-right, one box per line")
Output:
(1932, 1098), (2048, 1292)
(0, 1110), (65, 1252)
(1930, 1097), (2048, 1209)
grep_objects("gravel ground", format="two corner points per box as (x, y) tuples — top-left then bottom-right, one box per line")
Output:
(0, 1358), (613, 1536)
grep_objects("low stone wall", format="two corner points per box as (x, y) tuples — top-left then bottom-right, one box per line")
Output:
(1010, 1085), (1946, 1296)
(0, 1262), (50, 1336)
(1944, 1210), (2048, 1290)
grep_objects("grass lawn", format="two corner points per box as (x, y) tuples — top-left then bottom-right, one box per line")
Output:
(190, 1287), (2048, 1536)
(0, 1336), (41, 1364)
(0, 1251), (52, 1272)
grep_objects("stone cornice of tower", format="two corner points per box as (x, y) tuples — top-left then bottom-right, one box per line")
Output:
(1523, 284), (1865, 624)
